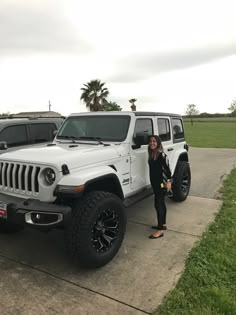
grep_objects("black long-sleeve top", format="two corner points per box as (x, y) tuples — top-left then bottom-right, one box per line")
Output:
(148, 152), (171, 192)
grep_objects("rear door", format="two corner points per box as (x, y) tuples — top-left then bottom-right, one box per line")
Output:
(157, 116), (185, 174)
(156, 116), (175, 173)
(170, 117), (186, 168)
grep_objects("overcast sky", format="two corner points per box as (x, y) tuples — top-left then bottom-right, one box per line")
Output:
(0, 0), (236, 116)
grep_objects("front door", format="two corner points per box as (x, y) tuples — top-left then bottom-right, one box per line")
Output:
(130, 118), (153, 191)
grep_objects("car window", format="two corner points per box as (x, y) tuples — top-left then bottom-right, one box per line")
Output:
(0, 125), (28, 147)
(172, 118), (184, 140)
(30, 123), (57, 143)
(157, 118), (171, 141)
(133, 119), (153, 138)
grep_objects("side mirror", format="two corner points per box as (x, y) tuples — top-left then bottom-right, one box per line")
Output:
(133, 132), (149, 149)
(0, 141), (7, 150)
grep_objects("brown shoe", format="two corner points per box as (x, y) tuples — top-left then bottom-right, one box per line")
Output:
(148, 232), (164, 239)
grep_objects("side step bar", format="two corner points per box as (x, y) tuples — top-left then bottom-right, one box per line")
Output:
(123, 187), (153, 208)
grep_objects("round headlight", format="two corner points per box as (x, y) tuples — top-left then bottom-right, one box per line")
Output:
(43, 168), (56, 185)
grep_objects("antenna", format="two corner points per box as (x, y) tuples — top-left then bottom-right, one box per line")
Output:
(49, 100), (51, 112)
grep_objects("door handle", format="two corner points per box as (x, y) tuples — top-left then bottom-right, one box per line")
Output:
(167, 148), (174, 151)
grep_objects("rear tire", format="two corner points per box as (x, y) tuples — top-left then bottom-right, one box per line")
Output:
(171, 161), (191, 202)
(65, 191), (126, 268)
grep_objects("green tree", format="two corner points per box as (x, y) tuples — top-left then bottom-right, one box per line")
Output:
(80, 79), (109, 111)
(103, 101), (122, 111)
(0, 112), (11, 118)
(129, 98), (137, 111)
(185, 104), (199, 125)
(228, 98), (236, 114)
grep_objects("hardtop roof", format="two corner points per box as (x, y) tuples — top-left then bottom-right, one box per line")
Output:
(69, 111), (182, 117)
(0, 117), (63, 126)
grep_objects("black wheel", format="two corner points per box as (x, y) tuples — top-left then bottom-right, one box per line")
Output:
(171, 161), (191, 202)
(0, 219), (24, 233)
(65, 191), (126, 268)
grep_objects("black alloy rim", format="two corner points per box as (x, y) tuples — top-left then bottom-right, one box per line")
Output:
(92, 208), (119, 253)
(181, 170), (190, 194)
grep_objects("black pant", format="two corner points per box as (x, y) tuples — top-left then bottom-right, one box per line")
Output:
(154, 189), (166, 230)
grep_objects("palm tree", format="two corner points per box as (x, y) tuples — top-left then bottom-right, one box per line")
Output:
(129, 98), (137, 111)
(80, 80), (109, 111)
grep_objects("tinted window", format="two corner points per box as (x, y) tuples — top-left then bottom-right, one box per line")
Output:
(57, 116), (130, 142)
(0, 125), (28, 147)
(172, 118), (184, 140)
(134, 119), (153, 137)
(30, 123), (57, 143)
(157, 118), (171, 141)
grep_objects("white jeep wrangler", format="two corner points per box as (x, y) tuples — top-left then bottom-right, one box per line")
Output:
(0, 112), (191, 268)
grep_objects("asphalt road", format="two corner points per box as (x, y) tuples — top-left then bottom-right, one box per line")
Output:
(0, 147), (236, 314)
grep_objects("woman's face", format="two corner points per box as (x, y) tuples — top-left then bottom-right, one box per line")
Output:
(149, 137), (158, 150)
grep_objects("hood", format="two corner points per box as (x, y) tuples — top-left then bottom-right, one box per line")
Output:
(0, 143), (126, 171)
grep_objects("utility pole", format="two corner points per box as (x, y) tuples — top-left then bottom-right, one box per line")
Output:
(48, 100), (51, 112)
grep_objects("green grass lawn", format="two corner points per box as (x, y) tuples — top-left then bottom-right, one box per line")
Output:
(184, 122), (236, 148)
(155, 169), (236, 315)
(154, 121), (236, 314)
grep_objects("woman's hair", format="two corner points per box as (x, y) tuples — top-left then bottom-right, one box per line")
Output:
(148, 135), (163, 159)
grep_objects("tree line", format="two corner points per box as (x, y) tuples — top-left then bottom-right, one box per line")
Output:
(185, 100), (236, 119)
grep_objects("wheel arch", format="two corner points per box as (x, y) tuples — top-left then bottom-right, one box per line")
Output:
(171, 150), (190, 176)
(177, 152), (189, 163)
(84, 174), (124, 200)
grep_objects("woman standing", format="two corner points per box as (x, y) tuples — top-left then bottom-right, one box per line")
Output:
(148, 135), (172, 239)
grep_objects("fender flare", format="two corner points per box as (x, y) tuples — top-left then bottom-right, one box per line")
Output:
(56, 165), (124, 199)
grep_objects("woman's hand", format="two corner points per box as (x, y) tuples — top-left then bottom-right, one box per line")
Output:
(166, 181), (172, 191)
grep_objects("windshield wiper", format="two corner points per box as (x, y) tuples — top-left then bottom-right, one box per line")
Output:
(56, 135), (77, 143)
(78, 136), (105, 145)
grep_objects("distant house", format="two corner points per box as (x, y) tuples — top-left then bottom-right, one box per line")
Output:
(12, 111), (63, 118)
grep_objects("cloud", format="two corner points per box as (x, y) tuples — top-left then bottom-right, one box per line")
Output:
(109, 43), (236, 83)
(0, 1), (91, 56)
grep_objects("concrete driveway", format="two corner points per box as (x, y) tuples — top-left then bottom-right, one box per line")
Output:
(0, 147), (236, 314)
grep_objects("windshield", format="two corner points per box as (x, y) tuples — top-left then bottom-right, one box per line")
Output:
(57, 115), (130, 142)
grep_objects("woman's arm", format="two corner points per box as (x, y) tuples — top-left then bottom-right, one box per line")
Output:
(161, 152), (172, 180)
(161, 153), (172, 191)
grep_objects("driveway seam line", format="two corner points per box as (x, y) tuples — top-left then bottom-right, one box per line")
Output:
(0, 253), (150, 315)
(188, 194), (222, 201)
(128, 220), (201, 237)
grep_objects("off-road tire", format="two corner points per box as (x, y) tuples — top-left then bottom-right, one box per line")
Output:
(171, 161), (191, 202)
(65, 191), (126, 268)
(0, 220), (24, 233)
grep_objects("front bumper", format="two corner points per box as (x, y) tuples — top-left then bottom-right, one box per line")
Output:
(0, 193), (71, 228)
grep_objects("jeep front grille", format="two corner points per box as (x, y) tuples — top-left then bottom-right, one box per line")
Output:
(0, 162), (41, 195)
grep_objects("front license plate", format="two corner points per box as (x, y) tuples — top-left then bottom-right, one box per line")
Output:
(0, 201), (7, 219)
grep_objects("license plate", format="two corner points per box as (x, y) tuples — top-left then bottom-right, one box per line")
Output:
(0, 201), (7, 219)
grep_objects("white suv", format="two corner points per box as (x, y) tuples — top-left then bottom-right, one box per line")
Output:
(0, 112), (191, 268)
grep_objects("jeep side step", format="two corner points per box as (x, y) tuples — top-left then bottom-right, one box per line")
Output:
(123, 187), (153, 208)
